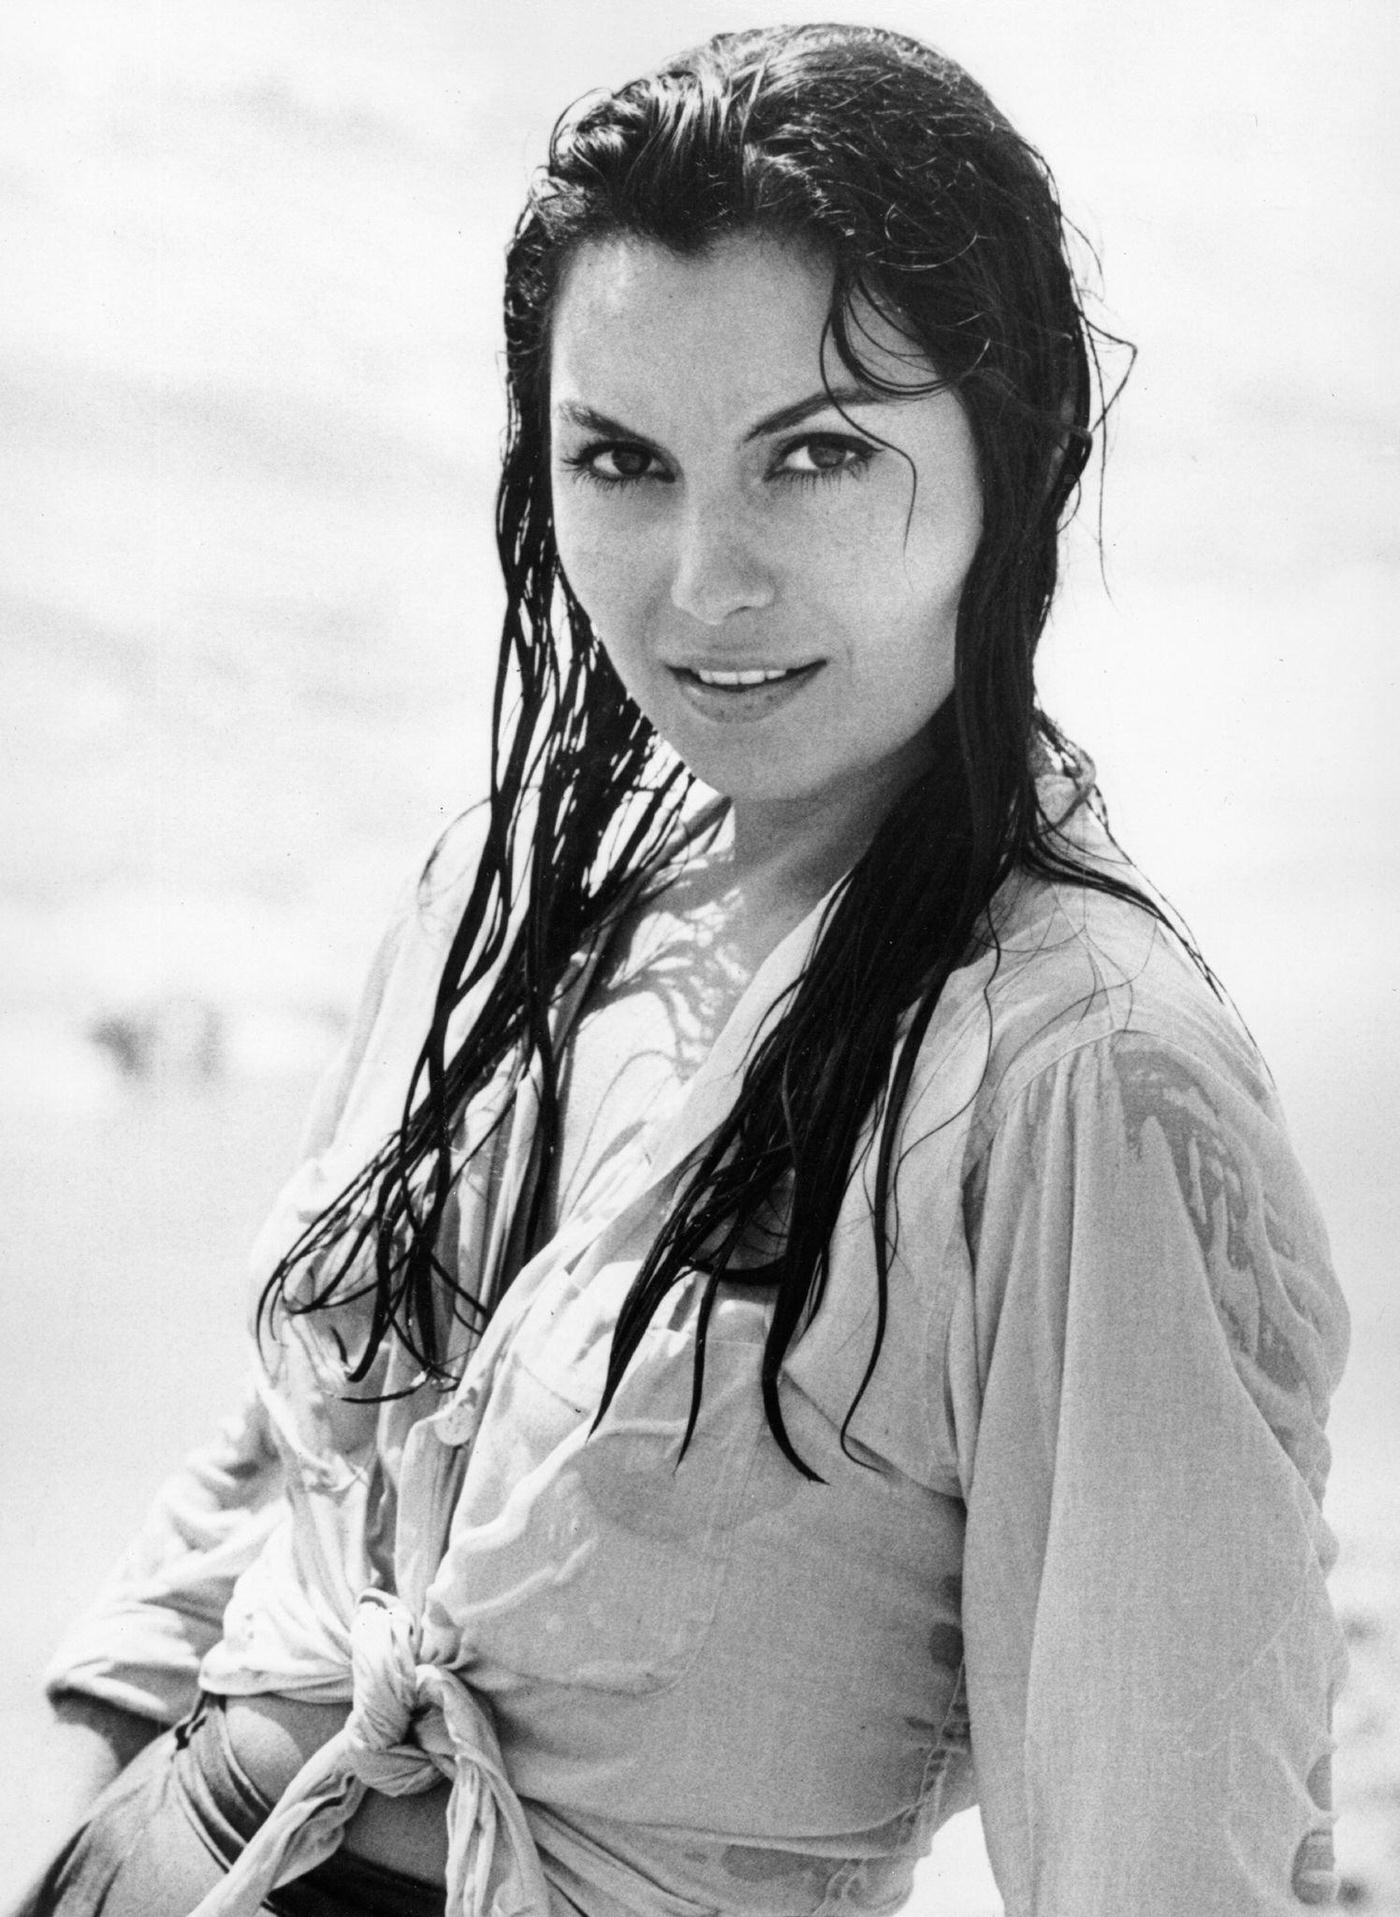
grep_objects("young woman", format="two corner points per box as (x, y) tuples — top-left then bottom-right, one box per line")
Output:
(20, 23), (1348, 1917)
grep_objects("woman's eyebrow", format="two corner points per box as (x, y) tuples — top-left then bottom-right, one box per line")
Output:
(743, 384), (877, 440)
(553, 402), (645, 440)
(551, 386), (881, 446)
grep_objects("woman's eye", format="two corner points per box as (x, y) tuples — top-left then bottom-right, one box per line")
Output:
(776, 436), (874, 481)
(566, 442), (666, 486)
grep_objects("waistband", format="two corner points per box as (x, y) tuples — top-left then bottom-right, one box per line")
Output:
(176, 1696), (446, 1917)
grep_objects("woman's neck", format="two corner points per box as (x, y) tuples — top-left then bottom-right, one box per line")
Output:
(720, 826), (848, 968)
(724, 759), (924, 958)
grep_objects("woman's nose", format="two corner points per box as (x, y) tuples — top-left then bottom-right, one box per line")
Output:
(669, 496), (776, 625)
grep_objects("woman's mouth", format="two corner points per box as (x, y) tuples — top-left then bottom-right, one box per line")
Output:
(689, 665), (805, 688)
(672, 660), (823, 719)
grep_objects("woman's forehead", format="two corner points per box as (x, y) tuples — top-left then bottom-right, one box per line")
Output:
(552, 233), (829, 360)
(547, 232), (934, 421)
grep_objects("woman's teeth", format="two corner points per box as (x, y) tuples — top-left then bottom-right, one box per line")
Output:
(691, 666), (802, 687)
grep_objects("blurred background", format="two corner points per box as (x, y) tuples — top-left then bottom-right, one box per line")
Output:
(1, 0), (1396, 1906)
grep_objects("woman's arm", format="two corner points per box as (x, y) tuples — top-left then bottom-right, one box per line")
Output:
(40, 819), (487, 1727)
(13, 822), (488, 1909)
(5, 1393), (283, 1912)
(954, 1029), (1348, 1915)
(42, 1380), (286, 1726)
(0, 1696), (163, 1915)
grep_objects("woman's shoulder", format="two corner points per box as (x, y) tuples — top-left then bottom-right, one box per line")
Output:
(407, 800), (493, 939)
(336, 802), (494, 1022)
(909, 792), (1277, 1162)
(281, 805), (493, 1164)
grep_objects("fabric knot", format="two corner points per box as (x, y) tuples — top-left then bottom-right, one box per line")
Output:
(343, 1588), (453, 1797)
(184, 1588), (553, 1917)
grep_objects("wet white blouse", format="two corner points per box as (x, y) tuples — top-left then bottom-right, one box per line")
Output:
(47, 781), (1349, 1915)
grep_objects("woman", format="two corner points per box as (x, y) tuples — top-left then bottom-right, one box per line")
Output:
(20, 22), (1347, 1917)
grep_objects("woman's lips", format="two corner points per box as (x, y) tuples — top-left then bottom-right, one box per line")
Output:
(671, 660), (823, 718)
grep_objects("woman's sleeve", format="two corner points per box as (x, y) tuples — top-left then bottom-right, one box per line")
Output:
(42, 1381), (285, 1725)
(42, 852), (454, 1726)
(951, 1029), (1350, 1915)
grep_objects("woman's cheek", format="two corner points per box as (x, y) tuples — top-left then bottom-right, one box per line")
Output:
(555, 504), (641, 635)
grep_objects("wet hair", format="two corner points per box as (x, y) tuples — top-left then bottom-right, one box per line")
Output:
(262, 23), (1173, 1473)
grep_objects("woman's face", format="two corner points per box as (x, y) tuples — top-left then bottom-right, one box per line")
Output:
(548, 232), (982, 835)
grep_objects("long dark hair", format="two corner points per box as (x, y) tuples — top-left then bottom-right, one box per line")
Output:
(261, 24), (1164, 1472)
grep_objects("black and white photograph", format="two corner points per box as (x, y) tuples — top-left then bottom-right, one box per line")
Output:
(1, 3), (1396, 1910)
